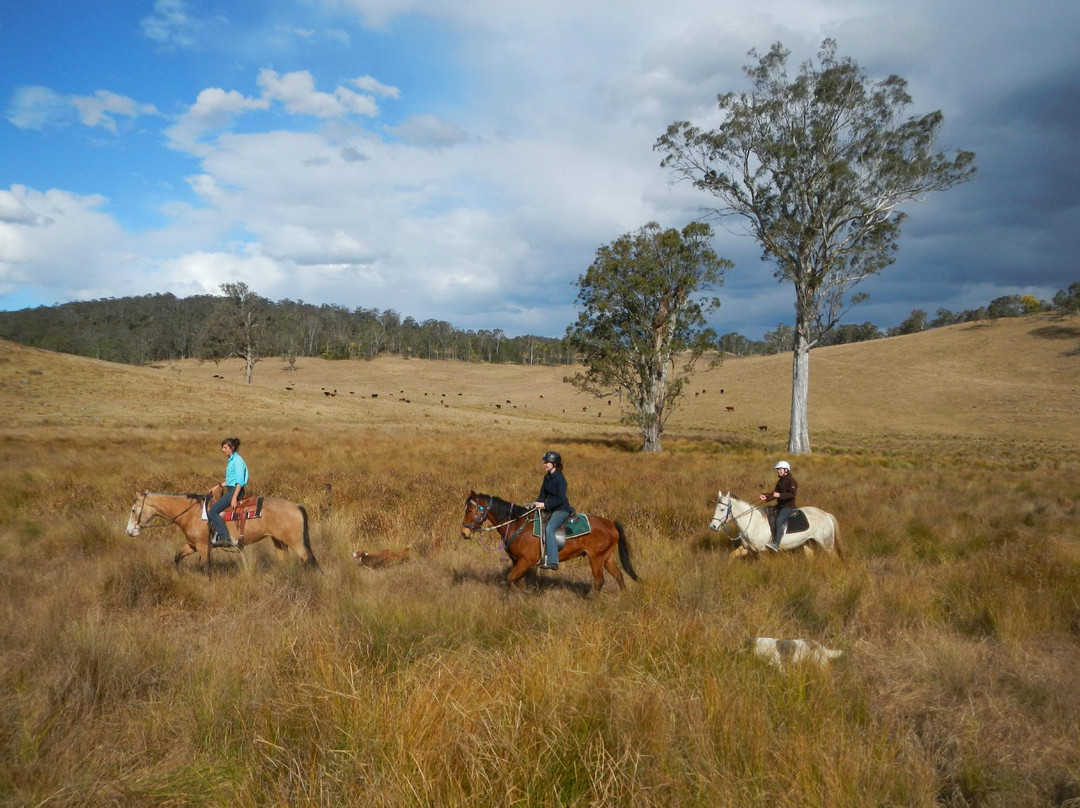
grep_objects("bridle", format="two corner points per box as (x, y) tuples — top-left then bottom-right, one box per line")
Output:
(131, 492), (201, 532)
(462, 495), (538, 552)
(716, 495), (762, 544)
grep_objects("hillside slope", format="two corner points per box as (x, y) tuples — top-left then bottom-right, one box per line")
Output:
(1, 315), (1076, 445)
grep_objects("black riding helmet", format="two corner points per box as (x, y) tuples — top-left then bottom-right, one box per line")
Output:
(541, 451), (562, 465)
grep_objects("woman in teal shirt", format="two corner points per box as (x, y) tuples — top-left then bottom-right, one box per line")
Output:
(208, 437), (249, 547)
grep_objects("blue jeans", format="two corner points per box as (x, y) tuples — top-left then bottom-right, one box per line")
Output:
(773, 507), (793, 547)
(208, 485), (241, 540)
(544, 509), (571, 565)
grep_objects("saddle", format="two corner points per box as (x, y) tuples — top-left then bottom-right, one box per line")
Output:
(202, 495), (264, 539)
(765, 507), (809, 534)
(532, 511), (591, 547)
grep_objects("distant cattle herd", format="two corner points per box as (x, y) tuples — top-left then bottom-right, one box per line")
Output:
(214, 373), (763, 430)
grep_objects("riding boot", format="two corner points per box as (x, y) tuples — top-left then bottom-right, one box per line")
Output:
(768, 524), (786, 551)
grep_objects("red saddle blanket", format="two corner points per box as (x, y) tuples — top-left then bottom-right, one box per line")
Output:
(203, 497), (264, 522)
(222, 497), (263, 521)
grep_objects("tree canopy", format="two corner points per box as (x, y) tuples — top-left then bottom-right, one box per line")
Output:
(656, 39), (976, 452)
(565, 221), (730, 452)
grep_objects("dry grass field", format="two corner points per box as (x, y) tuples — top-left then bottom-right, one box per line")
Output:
(0, 314), (1078, 807)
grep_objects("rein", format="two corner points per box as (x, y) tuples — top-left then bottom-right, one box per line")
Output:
(463, 496), (538, 553)
(137, 492), (202, 529)
(719, 497), (764, 544)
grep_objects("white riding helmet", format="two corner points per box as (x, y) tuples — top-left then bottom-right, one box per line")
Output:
(775, 460), (791, 470)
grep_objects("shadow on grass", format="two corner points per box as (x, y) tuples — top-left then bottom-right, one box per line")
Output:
(451, 566), (596, 598)
(1029, 324), (1080, 340)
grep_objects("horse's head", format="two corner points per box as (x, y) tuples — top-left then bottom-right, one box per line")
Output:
(460, 491), (493, 540)
(709, 491), (733, 532)
(126, 491), (153, 537)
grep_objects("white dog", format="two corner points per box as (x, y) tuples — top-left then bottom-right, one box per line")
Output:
(751, 637), (843, 671)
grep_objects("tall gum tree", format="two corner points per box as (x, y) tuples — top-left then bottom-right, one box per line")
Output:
(656, 40), (976, 453)
(565, 221), (730, 452)
(198, 282), (271, 384)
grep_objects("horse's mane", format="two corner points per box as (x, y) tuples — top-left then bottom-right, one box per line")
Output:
(478, 494), (531, 521)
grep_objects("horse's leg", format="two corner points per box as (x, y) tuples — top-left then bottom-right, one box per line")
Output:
(174, 541), (198, 567)
(506, 557), (532, 587)
(179, 526), (213, 576)
(587, 550), (606, 594)
(285, 504), (318, 568)
(604, 555), (627, 590)
(284, 535), (318, 568)
(802, 542), (815, 558)
(828, 516), (844, 559)
(728, 545), (750, 562)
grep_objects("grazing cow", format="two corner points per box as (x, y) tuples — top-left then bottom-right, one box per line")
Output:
(353, 546), (411, 569)
(726, 406), (735, 412)
(750, 637), (842, 671)
(758, 425), (768, 432)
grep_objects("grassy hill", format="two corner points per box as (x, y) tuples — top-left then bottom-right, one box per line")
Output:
(0, 314), (1078, 807)
(3, 314), (1077, 445)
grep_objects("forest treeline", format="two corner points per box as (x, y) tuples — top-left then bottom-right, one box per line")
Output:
(0, 283), (1076, 368)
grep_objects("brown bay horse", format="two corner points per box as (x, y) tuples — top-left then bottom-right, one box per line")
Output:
(126, 490), (318, 573)
(460, 491), (638, 592)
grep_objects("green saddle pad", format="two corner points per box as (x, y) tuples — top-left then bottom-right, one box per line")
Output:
(532, 512), (591, 539)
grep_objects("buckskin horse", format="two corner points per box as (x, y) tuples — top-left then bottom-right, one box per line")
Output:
(126, 489), (318, 573)
(460, 491), (638, 592)
(709, 491), (842, 561)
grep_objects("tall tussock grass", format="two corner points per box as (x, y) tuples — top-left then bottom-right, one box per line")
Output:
(1, 398), (1078, 805)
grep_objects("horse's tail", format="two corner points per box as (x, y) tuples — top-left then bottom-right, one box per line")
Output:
(299, 504), (319, 569)
(830, 514), (844, 561)
(616, 521), (639, 582)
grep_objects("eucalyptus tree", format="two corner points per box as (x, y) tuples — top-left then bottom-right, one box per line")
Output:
(565, 221), (730, 452)
(198, 282), (272, 384)
(656, 40), (976, 452)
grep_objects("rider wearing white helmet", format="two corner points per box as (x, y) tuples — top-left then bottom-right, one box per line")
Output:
(759, 460), (798, 551)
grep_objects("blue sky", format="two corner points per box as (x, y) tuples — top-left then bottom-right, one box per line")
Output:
(2, 0), (1077, 339)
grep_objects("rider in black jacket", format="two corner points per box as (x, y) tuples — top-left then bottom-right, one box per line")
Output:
(533, 450), (572, 570)
(759, 460), (797, 551)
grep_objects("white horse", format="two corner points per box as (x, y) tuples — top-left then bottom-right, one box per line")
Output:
(709, 491), (843, 561)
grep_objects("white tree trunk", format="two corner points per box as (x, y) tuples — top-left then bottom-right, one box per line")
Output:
(788, 328), (811, 454)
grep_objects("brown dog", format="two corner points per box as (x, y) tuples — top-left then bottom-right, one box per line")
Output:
(352, 545), (411, 569)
